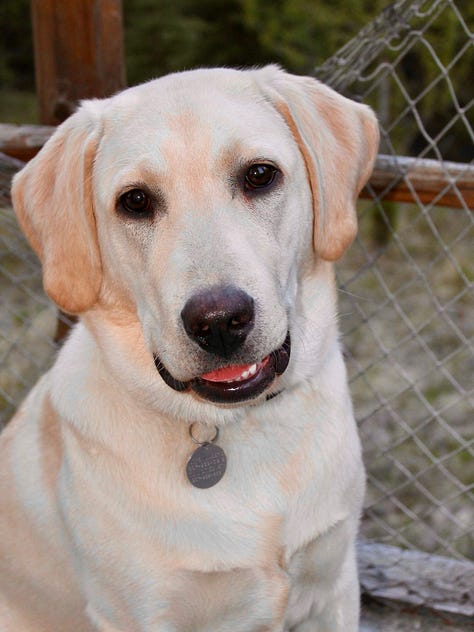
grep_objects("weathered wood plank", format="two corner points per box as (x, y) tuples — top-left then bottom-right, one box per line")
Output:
(31, 0), (126, 125)
(361, 595), (472, 632)
(358, 541), (474, 617)
(0, 124), (54, 162)
(361, 154), (474, 209)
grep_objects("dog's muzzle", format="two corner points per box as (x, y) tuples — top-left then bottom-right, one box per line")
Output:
(153, 286), (290, 404)
(154, 332), (291, 404)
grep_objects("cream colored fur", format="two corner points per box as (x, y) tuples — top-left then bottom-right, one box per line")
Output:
(0, 66), (379, 631)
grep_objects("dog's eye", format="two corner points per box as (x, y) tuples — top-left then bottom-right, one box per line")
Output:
(119, 189), (153, 216)
(244, 164), (278, 191)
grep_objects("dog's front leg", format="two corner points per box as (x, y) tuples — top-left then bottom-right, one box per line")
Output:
(286, 517), (361, 632)
(289, 554), (360, 632)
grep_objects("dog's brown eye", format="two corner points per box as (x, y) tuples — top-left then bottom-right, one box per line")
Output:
(119, 189), (152, 215)
(245, 164), (278, 190)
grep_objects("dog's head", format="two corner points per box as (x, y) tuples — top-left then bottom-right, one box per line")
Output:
(12, 66), (378, 416)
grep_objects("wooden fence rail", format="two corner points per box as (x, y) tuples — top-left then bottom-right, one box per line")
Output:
(0, 125), (54, 162)
(0, 123), (473, 209)
(361, 153), (474, 209)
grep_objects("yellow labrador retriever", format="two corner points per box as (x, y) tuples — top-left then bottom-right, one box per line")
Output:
(0, 66), (378, 631)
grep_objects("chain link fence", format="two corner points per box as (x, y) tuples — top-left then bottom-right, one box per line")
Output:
(0, 164), (59, 425)
(0, 0), (472, 570)
(316, 0), (473, 561)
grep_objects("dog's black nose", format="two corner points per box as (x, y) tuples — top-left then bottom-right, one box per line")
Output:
(181, 286), (255, 358)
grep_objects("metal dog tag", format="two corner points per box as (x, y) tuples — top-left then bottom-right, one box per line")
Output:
(186, 442), (227, 489)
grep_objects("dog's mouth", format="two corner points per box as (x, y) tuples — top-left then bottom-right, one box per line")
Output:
(154, 333), (291, 404)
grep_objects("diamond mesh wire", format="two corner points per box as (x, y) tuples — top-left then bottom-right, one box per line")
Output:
(0, 0), (472, 565)
(0, 200), (57, 423)
(316, 0), (473, 560)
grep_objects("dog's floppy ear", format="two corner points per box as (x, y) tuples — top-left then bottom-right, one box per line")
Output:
(12, 102), (103, 313)
(255, 65), (379, 261)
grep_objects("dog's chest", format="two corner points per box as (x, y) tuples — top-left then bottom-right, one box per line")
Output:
(61, 425), (322, 629)
(64, 435), (315, 564)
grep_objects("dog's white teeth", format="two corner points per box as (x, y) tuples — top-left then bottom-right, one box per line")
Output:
(247, 363), (258, 377)
(223, 363), (258, 383)
(239, 363), (258, 381)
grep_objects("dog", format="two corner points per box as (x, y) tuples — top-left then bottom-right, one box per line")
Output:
(0, 66), (378, 631)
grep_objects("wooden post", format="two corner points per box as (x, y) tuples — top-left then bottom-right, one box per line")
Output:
(31, 0), (126, 125)
(30, 0), (126, 340)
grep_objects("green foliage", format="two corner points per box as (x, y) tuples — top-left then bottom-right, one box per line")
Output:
(123, 0), (383, 83)
(353, 3), (474, 163)
(414, 2), (474, 162)
(0, 90), (38, 124)
(0, 0), (34, 90)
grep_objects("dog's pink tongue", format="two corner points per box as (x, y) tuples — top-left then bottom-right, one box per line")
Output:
(200, 364), (254, 382)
